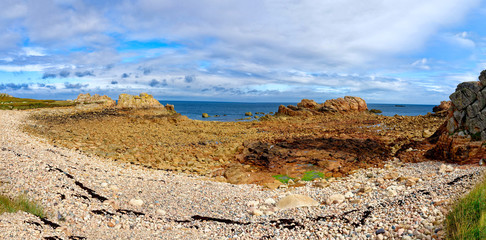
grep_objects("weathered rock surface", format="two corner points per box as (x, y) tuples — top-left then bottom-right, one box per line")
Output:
(0, 93), (12, 97)
(117, 93), (164, 109)
(322, 96), (368, 112)
(74, 93), (116, 107)
(277, 96), (368, 116)
(447, 72), (486, 139)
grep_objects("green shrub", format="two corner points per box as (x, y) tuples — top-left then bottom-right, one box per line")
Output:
(301, 171), (324, 181)
(0, 194), (45, 218)
(445, 175), (486, 240)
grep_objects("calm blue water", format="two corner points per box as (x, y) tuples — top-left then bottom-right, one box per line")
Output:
(160, 101), (436, 121)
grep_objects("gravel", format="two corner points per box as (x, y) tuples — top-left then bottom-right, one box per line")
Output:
(0, 110), (484, 239)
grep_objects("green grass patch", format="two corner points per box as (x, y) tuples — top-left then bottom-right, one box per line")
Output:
(0, 95), (76, 110)
(272, 174), (295, 184)
(301, 170), (324, 181)
(0, 194), (45, 218)
(445, 175), (486, 240)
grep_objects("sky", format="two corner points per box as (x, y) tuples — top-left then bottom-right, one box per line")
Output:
(0, 0), (486, 104)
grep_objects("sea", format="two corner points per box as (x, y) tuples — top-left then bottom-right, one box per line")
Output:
(160, 101), (436, 122)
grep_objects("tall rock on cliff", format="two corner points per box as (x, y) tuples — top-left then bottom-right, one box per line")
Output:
(447, 70), (486, 140)
(117, 93), (165, 109)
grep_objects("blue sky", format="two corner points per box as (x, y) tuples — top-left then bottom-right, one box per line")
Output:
(0, 0), (485, 104)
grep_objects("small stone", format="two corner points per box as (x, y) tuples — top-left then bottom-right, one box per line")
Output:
(358, 186), (372, 193)
(103, 199), (119, 210)
(251, 209), (263, 216)
(397, 228), (405, 235)
(387, 189), (397, 197)
(377, 234), (384, 240)
(439, 164), (454, 173)
(405, 178), (417, 187)
(326, 194), (345, 205)
(156, 209), (166, 215)
(129, 198), (144, 207)
(344, 191), (354, 199)
(107, 220), (116, 228)
(247, 200), (259, 207)
(376, 228), (385, 234)
(101, 182), (108, 187)
(264, 198), (276, 205)
(314, 182), (329, 188)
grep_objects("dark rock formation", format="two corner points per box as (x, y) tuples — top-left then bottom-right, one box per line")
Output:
(446, 71), (486, 140)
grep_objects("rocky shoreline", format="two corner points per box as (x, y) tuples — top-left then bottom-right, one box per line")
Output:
(0, 110), (484, 239)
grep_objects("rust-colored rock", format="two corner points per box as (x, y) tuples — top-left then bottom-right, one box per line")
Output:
(117, 93), (164, 109)
(277, 105), (313, 117)
(74, 93), (116, 107)
(433, 101), (452, 113)
(322, 96), (368, 112)
(425, 134), (485, 164)
(297, 99), (319, 109)
(278, 96), (367, 116)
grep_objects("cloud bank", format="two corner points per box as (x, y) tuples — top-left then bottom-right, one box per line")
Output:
(0, 0), (484, 103)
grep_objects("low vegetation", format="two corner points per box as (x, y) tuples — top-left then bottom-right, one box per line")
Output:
(445, 175), (486, 240)
(0, 94), (76, 110)
(301, 171), (325, 181)
(0, 194), (45, 218)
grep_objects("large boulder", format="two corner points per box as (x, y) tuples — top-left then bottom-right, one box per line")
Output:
(74, 93), (116, 107)
(117, 93), (164, 109)
(322, 96), (368, 112)
(445, 72), (486, 139)
(297, 99), (319, 109)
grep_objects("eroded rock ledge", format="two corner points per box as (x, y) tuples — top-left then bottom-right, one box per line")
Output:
(278, 96), (368, 116)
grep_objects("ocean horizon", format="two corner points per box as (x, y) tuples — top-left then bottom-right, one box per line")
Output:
(159, 100), (436, 121)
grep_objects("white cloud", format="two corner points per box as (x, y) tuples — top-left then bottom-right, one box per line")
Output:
(442, 31), (476, 48)
(412, 58), (431, 70)
(21, 47), (46, 57)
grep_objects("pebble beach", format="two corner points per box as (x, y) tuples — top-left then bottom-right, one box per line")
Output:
(0, 110), (484, 239)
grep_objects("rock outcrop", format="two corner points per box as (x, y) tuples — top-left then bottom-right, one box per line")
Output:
(432, 101), (452, 113)
(117, 93), (164, 109)
(0, 93), (12, 98)
(446, 71), (486, 140)
(322, 96), (368, 112)
(420, 70), (486, 163)
(277, 96), (368, 116)
(74, 93), (116, 107)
